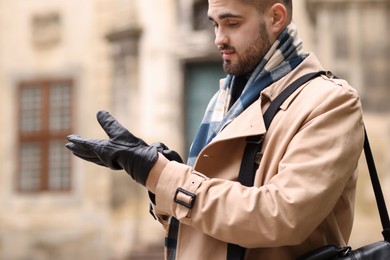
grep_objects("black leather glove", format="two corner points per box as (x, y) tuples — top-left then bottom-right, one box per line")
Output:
(65, 110), (158, 186)
(151, 142), (183, 163)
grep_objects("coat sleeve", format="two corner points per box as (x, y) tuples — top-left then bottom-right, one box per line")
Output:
(153, 78), (365, 248)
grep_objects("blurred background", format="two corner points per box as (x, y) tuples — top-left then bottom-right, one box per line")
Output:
(0, 0), (389, 259)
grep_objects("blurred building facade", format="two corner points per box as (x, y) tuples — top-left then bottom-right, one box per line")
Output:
(0, 0), (388, 259)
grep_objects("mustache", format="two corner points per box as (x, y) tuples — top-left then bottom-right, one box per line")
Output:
(218, 45), (236, 52)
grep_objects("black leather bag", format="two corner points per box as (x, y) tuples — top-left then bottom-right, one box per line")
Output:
(298, 130), (390, 259)
(297, 241), (390, 259)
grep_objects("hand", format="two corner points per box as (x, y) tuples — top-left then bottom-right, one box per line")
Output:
(150, 142), (183, 163)
(65, 110), (158, 186)
(148, 143), (183, 200)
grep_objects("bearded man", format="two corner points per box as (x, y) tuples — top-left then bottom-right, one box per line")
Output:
(66, 0), (364, 259)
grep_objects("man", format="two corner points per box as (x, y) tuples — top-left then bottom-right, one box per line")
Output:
(66, 0), (364, 259)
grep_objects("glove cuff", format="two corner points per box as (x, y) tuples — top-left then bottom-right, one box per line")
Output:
(132, 146), (159, 186)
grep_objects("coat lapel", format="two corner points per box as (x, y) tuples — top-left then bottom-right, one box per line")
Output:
(212, 98), (267, 143)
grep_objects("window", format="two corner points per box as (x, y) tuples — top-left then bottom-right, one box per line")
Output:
(17, 79), (73, 192)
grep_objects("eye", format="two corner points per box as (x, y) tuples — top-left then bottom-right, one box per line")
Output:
(227, 20), (239, 27)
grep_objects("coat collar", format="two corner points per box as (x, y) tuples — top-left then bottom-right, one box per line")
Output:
(260, 53), (324, 103)
(212, 98), (266, 143)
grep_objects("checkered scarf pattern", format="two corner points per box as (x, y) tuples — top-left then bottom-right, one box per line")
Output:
(187, 23), (307, 166)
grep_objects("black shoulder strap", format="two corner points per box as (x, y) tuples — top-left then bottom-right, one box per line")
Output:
(227, 71), (326, 260)
(263, 71), (327, 129)
(363, 129), (390, 242)
(236, 71), (326, 188)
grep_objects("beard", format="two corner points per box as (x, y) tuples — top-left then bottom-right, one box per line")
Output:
(222, 22), (271, 76)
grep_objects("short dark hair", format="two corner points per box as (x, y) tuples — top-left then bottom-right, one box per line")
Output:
(241, 0), (293, 21)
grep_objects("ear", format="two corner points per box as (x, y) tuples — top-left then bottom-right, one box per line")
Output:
(265, 3), (288, 42)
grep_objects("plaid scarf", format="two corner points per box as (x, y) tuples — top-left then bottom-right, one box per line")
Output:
(165, 23), (307, 259)
(187, 23), (307, 166)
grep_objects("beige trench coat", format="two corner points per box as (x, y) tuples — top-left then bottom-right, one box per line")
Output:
(153, 53), (365, 259)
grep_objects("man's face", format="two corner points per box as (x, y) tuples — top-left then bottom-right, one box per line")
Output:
(208, 0), (272, 76)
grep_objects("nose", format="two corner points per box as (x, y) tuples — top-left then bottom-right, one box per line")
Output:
(214, 27), (228, 46)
